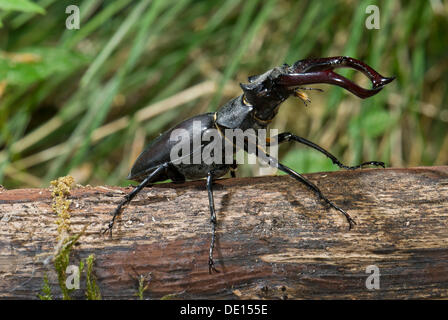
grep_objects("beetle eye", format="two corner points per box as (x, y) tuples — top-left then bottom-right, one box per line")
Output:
(258, 88), (268, 96)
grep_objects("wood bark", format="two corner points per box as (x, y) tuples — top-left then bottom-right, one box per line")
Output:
(0, 166), (447, 299)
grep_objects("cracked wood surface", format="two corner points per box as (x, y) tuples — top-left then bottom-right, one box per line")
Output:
(0, 166), (447, 299)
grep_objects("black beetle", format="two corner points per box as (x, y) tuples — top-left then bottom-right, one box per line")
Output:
(103, 56), (394, 273)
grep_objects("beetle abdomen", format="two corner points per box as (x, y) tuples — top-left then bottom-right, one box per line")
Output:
(128, 112), (230, 182)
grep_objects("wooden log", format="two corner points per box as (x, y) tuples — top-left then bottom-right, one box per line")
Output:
(0, 166), (447, 299)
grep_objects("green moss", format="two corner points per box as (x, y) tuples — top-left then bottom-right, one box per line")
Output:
(85, 254), (102, 300)
(136, 274), (151, 300)
(37, 273), (53, 300)
(39, 175), (103, 300)
(53, 231), (84, 300)
(160, 293), (179, 300)
(50, 176), (74, 238)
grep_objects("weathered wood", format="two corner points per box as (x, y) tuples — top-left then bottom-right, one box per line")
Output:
(0, 166), (447, 299)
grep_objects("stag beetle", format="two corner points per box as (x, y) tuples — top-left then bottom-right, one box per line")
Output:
(103, 56), (394, 273)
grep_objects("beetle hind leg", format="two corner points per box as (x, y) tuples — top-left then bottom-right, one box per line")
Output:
(102, 163), (169, 236)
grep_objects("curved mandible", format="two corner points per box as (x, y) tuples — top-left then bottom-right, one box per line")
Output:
(277, 56), (395, 99)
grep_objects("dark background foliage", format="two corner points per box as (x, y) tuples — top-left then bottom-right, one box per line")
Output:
(0, 0), (447, 188)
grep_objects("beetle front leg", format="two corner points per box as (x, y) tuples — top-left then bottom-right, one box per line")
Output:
(268, 132), (385, 170)
(276, 161), (356, 229)
(255, 148), (356, 230)
(206, 170), (220, 274)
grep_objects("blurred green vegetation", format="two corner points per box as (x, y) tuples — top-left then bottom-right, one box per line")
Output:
(0, 0), (447, 189)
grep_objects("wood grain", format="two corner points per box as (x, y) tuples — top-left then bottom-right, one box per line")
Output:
(0, 166), (447, 299)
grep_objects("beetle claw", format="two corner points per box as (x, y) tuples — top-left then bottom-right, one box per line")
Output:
(208, 257), (220, 274)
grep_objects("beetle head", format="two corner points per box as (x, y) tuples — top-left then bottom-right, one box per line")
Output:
(240, 56), (395, 123)
(240, 65), (292, 121)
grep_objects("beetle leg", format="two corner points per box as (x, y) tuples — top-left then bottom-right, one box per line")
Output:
(206, 170), (220, 274)
(102, 163), (168, 236)
(277, 161), (356, 230)
(254, 147), (356, 230)
(230, 159), (238, 178)
(267, 132), (385, 170)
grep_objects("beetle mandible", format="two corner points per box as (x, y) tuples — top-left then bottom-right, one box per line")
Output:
(103, 56), (394, 273)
